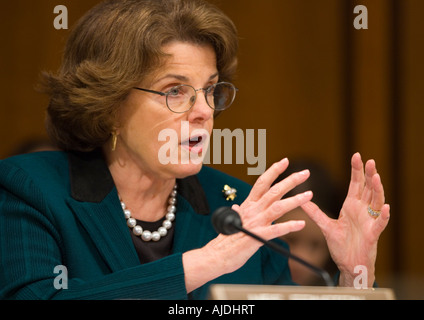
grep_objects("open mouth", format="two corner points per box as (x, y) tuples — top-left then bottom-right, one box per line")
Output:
(189, 135), (203, 148)
(181, 134), (207, 153)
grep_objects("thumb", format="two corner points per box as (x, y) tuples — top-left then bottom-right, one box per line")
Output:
(301, 201), (332, 233)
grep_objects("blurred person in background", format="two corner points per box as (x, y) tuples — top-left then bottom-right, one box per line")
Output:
(274, 160), (343, 286)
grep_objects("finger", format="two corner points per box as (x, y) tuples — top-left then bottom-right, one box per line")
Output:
(301, 201), (332, 234)
(371, 173), (385, 211)
(362, 160), (377, 203)
(261, 220), (306, 241)
(247, 158), (289, 202)
(258, 169), (310, 210)
(374, 204), (390, 234)
(264, 190), (313, 223)
(347, 152), (365, 199)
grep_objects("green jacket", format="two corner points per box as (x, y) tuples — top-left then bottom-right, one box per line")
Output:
(0, 150), (293, 300)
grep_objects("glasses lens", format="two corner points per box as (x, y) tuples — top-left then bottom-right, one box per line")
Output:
(166, 85), (196, 113)
(207, 82), (236, 111)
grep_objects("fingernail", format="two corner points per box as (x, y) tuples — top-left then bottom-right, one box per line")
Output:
(303, 191), (313, 198)
(299, 169), (310, 176)
(295, 220), (306, 227)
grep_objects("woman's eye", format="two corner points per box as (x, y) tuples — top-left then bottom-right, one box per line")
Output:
(168, 88), (182, 96)
(206, 85), (215, 94)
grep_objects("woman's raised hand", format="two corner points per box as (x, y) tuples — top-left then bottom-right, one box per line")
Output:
(183, 158), (313, 292)
(301, 153), (390, 287)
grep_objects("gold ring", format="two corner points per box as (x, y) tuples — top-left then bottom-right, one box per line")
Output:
(368, 205), (381, 219)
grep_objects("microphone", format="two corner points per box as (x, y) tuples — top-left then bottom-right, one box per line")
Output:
(212, 207), (334, 287)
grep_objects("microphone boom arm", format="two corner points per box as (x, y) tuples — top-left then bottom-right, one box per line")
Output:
(233, 224), (334, 287)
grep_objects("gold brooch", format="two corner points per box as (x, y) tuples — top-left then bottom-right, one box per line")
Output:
(223, 185), (237, 201)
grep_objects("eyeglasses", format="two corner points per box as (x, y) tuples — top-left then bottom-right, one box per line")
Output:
(133, 82), (238, 114)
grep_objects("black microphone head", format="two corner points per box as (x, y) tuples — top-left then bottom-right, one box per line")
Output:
(211, 207), (242, 235)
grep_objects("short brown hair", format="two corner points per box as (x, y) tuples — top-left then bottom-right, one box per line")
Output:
(41, 0), (238, 152)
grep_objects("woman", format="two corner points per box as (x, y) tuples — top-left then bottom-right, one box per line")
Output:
(0, 0), (389, 300)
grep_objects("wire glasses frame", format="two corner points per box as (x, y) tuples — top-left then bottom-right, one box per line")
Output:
(133, 82), (238, 114)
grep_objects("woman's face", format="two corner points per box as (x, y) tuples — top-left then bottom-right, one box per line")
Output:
(115, 42), (216, 180)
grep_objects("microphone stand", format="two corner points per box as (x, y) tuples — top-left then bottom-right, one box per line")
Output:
(233, 224), (334, 287)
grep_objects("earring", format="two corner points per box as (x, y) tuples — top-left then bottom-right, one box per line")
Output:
(111, 132), (118, 151)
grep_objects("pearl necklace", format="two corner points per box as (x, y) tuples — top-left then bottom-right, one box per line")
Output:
(120, 184), (177, 242)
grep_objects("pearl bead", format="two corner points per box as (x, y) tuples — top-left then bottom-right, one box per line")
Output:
(124, 209), (131, 219)
(152, 231), (161, 241)
(167, 205), (176, 213)
(158, 227), (167, 237)
(163, 220), (172, 230)
(166, 212), (175, 222)
(168, 197), (177, 205)
(141, 230), (152, 241)
(133, 225), (143, 236)
(127, 218), (136, 228)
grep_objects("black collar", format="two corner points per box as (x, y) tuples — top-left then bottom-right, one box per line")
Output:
(68, 150), (209, 215)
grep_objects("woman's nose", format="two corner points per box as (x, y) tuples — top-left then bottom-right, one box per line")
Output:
(187, 90), (213, 123)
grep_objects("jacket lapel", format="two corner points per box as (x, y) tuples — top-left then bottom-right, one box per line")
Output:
(172, 195), (215, 254)
(67, 150), (140, 271)
(66, 149), (212, 270)
(67, 191), (140, 271)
